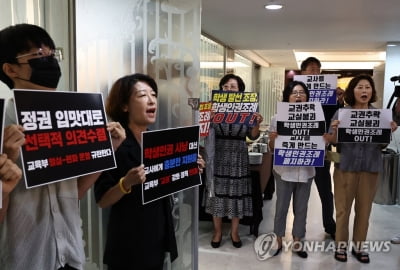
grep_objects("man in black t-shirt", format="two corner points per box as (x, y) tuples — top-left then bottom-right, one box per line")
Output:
(300, 57), (344, 239)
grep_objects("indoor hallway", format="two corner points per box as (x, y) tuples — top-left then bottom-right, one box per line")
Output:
(198, 178), (400, 270)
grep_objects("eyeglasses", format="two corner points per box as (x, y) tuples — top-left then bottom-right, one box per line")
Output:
(16, 48), (63, 62)
(290, 91), (307, 96)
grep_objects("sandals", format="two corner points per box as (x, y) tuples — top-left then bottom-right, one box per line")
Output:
(334, 249), (347, 262)
(351, 248), (370, 264)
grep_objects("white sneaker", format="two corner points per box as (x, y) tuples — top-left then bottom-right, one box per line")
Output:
(391, 234), (400, 244)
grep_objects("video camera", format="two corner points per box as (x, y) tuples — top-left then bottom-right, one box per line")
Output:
(388, 75), (400, 125)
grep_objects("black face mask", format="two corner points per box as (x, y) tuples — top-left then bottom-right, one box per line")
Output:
(22, 56), (62, 88)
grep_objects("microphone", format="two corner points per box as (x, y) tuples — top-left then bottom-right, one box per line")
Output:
(391, 75), (400, 82)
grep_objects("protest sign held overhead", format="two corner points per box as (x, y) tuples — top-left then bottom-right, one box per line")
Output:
(294, 74), (338, 105)
(141, 125), (201, 204)
(13, 90), (116, 188)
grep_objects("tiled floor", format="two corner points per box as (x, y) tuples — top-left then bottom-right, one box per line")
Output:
(198, 179), (400, 270)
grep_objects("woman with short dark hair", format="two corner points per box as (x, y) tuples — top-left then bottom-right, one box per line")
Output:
(205, 74), (263, 248)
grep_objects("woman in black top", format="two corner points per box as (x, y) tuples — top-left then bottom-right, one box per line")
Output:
(95, 73), (204, 270)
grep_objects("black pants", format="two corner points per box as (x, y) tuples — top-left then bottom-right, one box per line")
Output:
(108, 265), (163, 270)
(314, 161), (336, 234)
(263, 167), (275, 200)
(58, 265), (78, 270)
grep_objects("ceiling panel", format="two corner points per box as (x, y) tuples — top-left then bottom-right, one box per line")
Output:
(201, 0), (400, 70)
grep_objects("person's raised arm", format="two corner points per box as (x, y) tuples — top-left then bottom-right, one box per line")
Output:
(0, 154), (22, 223)
(336, 87), (345, 105)
(2, 125), (25, 162)
(324, 120), (340, 145)
(249, 112), (263, 139)
(268, 131), (278, 152)
(77, 122), (126, 199)
(96, 165), (146, 208)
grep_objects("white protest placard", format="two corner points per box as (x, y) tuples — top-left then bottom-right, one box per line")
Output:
(293, 74), (338, 105)
(274, 102), (326, 167)
(338, 108), (392, 143)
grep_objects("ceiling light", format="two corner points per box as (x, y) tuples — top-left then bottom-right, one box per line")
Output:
(294, 51), (386, 70)
(321, 61), (382, 70)
(265, 2), (283, 10)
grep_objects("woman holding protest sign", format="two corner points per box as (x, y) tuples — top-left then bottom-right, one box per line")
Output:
(268, 81), (316, 259)
(204, 74), (263, 248)
(94, 73), (205, 270)
(325, 74), (397, 264)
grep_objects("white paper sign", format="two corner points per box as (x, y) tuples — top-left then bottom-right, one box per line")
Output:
(338, 109), (392, 143)
(274, 102), (326, 166)
(293, 74), (338, 105)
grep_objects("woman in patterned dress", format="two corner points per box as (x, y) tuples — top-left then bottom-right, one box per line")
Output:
(205, 74), (263, 248)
